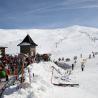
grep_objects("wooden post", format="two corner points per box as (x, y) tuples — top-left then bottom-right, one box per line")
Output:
(28, 67), (31, 84)
(14, 65), (18, 80)
(51, 67), (54, 84)
(21, 60), (24, 83)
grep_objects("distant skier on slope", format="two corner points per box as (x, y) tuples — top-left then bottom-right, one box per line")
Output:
(89, 54), (91, 59)
(92, 51), (95, 58)
(81, 63), (85, 71)
(80, 58), (87, 71)
(80, 54), (82, 58)
(72, 64), (74, 70)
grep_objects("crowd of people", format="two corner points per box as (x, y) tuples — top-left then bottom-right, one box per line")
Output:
(0, 54), (35, 81)
(0, 53), (51, 82)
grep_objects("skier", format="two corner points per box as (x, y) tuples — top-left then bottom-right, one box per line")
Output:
(72, 64), (74, 70)
(92, 52), (95, 58)
(81, 63), (85, 71)
(62, 57), (64, 61)
(58, 58), (61, 61)
(80, 54), (82, 58)
(33, 73), (34, 77)
(74, 60), (77, 64)
(89, 54), (91, 59)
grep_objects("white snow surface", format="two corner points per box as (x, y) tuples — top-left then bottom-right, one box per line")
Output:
(0, 25), (98, 98)
(3, 56), (98, 98)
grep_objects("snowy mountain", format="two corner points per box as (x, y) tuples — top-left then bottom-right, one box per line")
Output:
(0, 25), (98, 58)
(1, 25), (98, 98)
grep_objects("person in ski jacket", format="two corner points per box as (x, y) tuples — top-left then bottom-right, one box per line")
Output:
(89, 54), (91, 59)
(72, 64), (74, 70)
(81, 63), (85, 71)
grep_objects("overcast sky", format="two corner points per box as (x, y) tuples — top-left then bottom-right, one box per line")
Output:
(0, 0), (98, 29)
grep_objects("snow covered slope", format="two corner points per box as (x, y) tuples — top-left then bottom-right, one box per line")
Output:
(0, 25), (98, 58)
(3, 55), (98, 98)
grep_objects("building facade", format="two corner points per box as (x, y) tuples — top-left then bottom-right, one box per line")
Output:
(17, 34), (38, 57)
